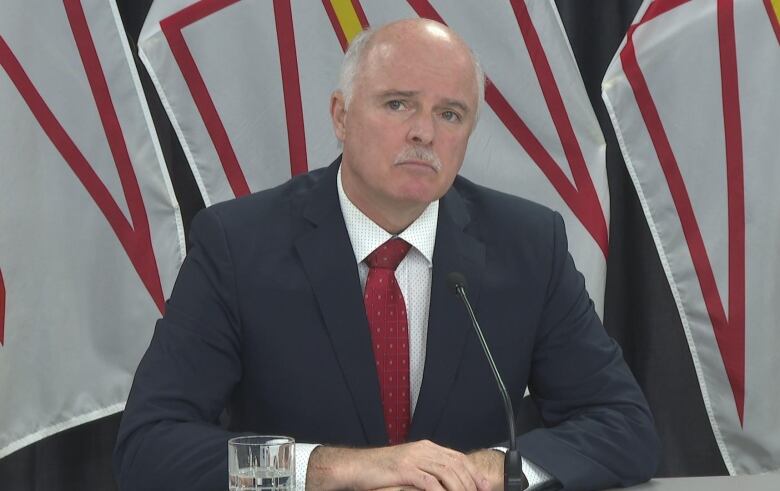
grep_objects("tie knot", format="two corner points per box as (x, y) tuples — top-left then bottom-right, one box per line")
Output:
(365, 238), (411, 271)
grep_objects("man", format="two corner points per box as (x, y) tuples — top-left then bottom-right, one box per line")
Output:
(114, 19), (659, 490)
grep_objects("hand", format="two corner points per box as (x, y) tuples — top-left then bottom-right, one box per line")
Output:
(306, 440), (493, 491)
(467, 449), (504, 491)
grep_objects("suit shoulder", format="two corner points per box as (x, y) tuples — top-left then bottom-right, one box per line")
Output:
(451, 175), (559, 232)
(195, 166), (328, 232)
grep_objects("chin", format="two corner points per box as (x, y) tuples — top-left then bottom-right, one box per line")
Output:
(388, 175), (451, 205)
(394, 188), (443, 207)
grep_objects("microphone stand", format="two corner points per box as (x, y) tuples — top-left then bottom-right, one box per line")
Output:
(448, 273), (528, 491)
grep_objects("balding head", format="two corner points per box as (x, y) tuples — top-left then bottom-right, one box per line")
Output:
(337, 19), (485, 119)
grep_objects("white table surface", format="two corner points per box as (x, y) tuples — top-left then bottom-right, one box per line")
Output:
(608, 472), (780, 490)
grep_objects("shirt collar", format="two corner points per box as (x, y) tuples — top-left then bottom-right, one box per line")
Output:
(337, 164), (438, 266)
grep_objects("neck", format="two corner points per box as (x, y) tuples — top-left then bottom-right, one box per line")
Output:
(349, 191), (426, 235)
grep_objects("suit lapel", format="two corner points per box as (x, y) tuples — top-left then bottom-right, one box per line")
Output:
(294, 162), (387, 446)
(408, 185), (486, 441)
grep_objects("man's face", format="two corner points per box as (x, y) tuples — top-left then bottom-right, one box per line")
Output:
(331, 23), (479, 224)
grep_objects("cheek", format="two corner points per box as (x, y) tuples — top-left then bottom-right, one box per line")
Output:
(437, 134), (470, 165)
(349, 115), (398, 153)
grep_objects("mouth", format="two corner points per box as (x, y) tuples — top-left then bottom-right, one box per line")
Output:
(396, 159), (437, 169)
(394, 147), (442, 173)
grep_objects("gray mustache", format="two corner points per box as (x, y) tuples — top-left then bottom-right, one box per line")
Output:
(394, 147), (442, 171)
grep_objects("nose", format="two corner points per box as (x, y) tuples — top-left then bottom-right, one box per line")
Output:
(407, 111), (435, 146)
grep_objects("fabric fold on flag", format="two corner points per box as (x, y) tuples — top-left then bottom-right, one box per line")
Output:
(0, 0), (184, 458)
(603, 0), (780, 474)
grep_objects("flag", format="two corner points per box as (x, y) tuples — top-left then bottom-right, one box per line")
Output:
(603, 0), (780, 473)
(0, 0), (185, 458)
(138, 0), (610, 315)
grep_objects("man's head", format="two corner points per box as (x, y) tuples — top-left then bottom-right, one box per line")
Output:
(330, 19), (485, 233)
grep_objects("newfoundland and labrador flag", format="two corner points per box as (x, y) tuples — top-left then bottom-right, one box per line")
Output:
(138, 0), (611, 315)
(0, 0), (184, 458)
(603, 0), (780, 473)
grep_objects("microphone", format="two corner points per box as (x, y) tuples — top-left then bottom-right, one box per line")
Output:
(446, 272), (528, 491)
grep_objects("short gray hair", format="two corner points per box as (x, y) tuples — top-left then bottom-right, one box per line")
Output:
(336, 26), (486, 119)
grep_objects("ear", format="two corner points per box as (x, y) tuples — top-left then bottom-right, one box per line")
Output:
(330, 91), (347, 142)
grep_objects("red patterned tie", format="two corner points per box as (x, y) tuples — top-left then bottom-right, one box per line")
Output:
(364, 238), (412, 445)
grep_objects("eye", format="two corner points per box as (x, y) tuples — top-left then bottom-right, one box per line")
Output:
(386, 100), (406, 111)
(441, 110), (462, 122)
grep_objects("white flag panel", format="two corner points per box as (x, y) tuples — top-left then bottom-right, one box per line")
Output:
(603, 0), (780, 474)
(0, 0), (184, 458)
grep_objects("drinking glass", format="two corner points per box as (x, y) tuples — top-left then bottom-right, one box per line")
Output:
(228, 435), (295, 490)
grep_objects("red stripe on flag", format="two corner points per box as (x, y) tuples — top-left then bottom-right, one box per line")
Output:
(64, 0), (165, 313)
(0, 38), (133, 261)
(717, 0), (746, 424)
(762, 0), (780, 44)
(274, 0), (309, 177)
(485, 87), (583, 228)
(351, 0), (370, 29)
(0, 37), (164, 312)
(509, 0), (608, 256)
(406, 0), (609, 257)
(0, 268), (5, 346)
(322, 0), (348, 51)
(160, 0), (251, 197)
(620, 0), (745, 424)
(0, 4), (165, 313)
(639, 0), (691, 24)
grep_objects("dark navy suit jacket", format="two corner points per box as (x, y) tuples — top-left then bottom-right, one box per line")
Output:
(114, 161), (659, 490)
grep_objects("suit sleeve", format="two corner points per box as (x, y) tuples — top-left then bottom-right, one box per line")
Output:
(516, 212), (661, 490)
(113, 207), (244, 490)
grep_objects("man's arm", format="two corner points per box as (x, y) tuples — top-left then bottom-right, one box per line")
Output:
(515, 212), (660, 489)
(114, 208), (245, 489)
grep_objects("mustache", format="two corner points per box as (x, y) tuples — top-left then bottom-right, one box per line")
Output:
(394, 147), (442, 171)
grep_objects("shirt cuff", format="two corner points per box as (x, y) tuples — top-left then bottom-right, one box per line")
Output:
(294, 442), (321, 490)
(491, 446), (553, 490)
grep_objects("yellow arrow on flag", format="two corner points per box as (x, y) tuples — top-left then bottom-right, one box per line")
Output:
(329, 0), (365, 44)
(768, 0), (780, 42)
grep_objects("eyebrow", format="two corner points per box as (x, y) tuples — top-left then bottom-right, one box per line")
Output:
(440, 99), (470, 114)
(376, 90), (472, 114)
(376, 90), (418, 101)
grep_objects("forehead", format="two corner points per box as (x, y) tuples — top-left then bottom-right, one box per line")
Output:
(355, 29), (478, 105)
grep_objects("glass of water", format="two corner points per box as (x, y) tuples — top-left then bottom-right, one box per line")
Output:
(228, 435), (295, 490)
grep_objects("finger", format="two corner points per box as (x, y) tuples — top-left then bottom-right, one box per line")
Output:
(416, 457), (475, 491)
(407, 469), (448, 491)
(446, 451), (489, 491)
(356, 444), (447, 491)
(371, 441), (482, 491)
(424, 446), (487, 491)
(425, 463), (464, 491)
(414, 441), (487, 491)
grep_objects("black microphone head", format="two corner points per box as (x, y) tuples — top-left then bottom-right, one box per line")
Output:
(446, 272), (468, 294)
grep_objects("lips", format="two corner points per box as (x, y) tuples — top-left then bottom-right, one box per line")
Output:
(396, 160), (439, 172)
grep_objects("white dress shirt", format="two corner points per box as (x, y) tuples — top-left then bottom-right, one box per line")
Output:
(293, 167), (551, 489)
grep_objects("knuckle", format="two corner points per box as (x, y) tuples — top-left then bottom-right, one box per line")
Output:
(422, 473), (437, 484)
(399, 454), (415, 470)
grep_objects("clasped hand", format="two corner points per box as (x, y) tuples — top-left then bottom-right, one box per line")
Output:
(307, 439), (503, 491)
